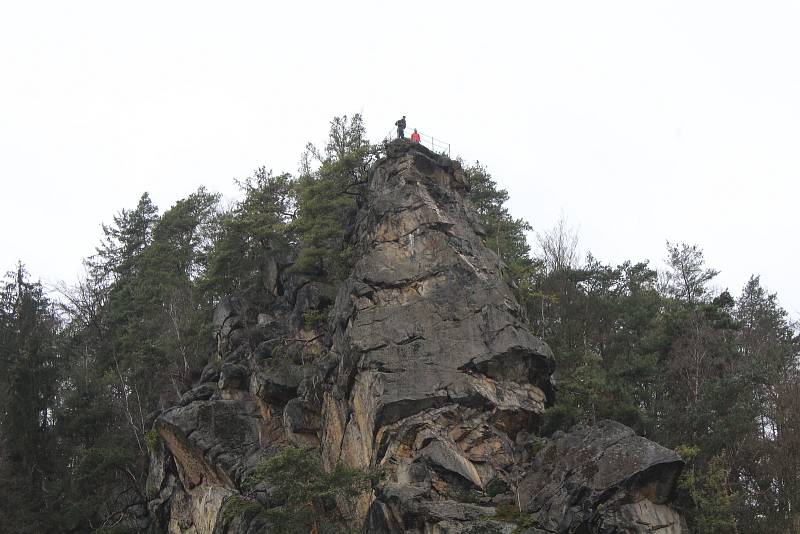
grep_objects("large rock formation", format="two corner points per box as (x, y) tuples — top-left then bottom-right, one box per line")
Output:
(322, 141), (555, 532)
(146, 140), (686, 533)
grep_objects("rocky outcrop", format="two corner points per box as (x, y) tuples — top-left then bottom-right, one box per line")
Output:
(518, 420), (686, 533)
(322, 141), (556, 530)
(146, 140), (686, 533)
(146, 271), (333, 532)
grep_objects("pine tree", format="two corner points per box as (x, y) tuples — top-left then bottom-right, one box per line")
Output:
(204, 168), (294, 305)
(677, 447), (738, 534)
(463, 161), (535, 281)
(0, 265), (62, 533)
(292, 114), (377, 281)
(732, 276), (800, 532)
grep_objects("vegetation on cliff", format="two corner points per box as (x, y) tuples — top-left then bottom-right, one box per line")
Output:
(216, 446), (374, 533)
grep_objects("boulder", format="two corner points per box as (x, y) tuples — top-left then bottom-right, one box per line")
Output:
(219, 363), (249, 392)
(518, 420), (685, 533)
(213, 296), (247, 339)
(179, 383), (217, 406)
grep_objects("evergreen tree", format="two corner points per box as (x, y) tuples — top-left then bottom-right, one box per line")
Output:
(732, 276), (800, 532)
(0, 265), (62, 533)
(292, 114), (377, 281)
(47, 189), (220, 530)
(677, 447), (738, 534)
(97, 188), (219, 417)
(663, 241), (720, 304)
(91, 192), (160, 283)
(463, 161), (536, 285)
(204, 168), (294, 305)
(530, 257), (662, 436)
(137, 187), (219, 381)
(55, 271), (143, 531)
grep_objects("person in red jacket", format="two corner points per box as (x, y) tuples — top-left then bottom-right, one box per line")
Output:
(410, 128), (421, 143)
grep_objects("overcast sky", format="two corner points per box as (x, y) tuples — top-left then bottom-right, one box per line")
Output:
(1, 1), (798, 318)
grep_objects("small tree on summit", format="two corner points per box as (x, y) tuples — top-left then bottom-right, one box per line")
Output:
(292, 114), (378, 281)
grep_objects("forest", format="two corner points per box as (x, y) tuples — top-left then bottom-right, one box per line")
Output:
(1, 115), (797, 533)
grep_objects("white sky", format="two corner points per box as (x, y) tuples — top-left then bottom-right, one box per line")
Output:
(1, 1), (798, 318)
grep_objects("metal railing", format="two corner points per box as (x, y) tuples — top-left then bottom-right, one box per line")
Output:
(384, 127), (451, 158)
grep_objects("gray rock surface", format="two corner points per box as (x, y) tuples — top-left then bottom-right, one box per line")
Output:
(518, 420), (685, 533)
(146, 246), (327, 532)
(321, 141), (556, 530)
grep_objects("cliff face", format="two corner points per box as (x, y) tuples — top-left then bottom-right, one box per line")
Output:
(322, 141), (556, 531)
(147, 140), (686, 533)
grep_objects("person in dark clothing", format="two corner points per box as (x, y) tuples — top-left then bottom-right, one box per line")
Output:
(395, 116), (406, 138)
